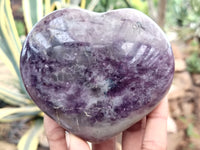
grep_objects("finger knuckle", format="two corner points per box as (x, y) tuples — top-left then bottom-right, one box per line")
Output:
(142, 140), (166, 150)
(46, 127), (65, 142)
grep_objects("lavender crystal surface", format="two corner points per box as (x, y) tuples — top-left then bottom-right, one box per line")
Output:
(20, 8), (174, 142)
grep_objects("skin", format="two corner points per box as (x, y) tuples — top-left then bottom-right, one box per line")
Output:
(44, 97), (168, 150)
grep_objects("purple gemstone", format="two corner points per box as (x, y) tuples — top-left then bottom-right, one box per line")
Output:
(20, 8), (174, 142)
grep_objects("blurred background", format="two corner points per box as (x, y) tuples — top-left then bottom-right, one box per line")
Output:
(0, 0), (200, 150)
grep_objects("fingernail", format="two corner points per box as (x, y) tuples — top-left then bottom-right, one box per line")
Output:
(65, 131), (70, 149)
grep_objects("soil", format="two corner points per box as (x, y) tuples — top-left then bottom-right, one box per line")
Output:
(167, 41), (200, 150)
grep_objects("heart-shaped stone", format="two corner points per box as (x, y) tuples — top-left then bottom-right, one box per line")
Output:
(20, 8), (174, 142)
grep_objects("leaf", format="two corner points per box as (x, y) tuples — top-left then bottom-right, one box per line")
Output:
(15, 20), (26, 36)
(66, 0), (70, 5)
(87, 0), (100, 11)
(0, 0), (28, 94)
(17, 118), (43, 150)
(186, 123), (200, 138)
(0, 106), (40, 122)
(0, 87), (32, 106)
(47, 0), (65, 12)
(0, 0), (21, 78)
(44, 0), (51, 15)
(22, 0), (44, 33)
(4, 0), (22, 53)
(128, 0), (148, 13)
(0, 0), (20, 68)
(186, 52), (200, 73)
(0, 48), (18, 78)
(50, 1), (62, 11)
(69, 0), (81, 5)
(81, 0), (86, 9)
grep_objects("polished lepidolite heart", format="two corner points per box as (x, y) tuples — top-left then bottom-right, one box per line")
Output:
(20, 8), (174, 142)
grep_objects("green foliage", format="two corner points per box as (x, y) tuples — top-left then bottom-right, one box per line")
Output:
(166, 0), (200, 26)
(166, 0), (189, 26)
(17, 118), (43, 150)
(186, 123), (200, 138)
(15, 20), (26, 36)
(166, 0), (200, 44)
(87, 0), (148, 14)
(127, 0), (148, 14)
(92, 0), (130, 12)
(186, 52), (200, 73)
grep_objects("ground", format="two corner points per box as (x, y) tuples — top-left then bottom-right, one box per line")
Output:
(167, 40), (200, 150)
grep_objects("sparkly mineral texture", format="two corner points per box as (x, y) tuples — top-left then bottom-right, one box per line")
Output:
(20, 8), (174, 142)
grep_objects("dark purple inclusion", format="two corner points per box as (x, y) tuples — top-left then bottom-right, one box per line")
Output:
(20, 8), (174, 142)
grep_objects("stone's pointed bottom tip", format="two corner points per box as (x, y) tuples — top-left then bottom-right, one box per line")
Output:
(20, 8), (174, 142)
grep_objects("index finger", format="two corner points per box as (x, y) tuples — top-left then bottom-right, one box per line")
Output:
(44, 114), (67, 150)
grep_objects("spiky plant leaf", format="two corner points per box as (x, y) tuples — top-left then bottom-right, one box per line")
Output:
(17, 118), (43, 150)
(0, 0), (21, 79)
(0, 87), (32, 106)
(22, 0), (44, 33)
(0, 106), (40, 122)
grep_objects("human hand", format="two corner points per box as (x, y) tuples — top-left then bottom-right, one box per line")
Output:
(44, 97), (168, 150)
